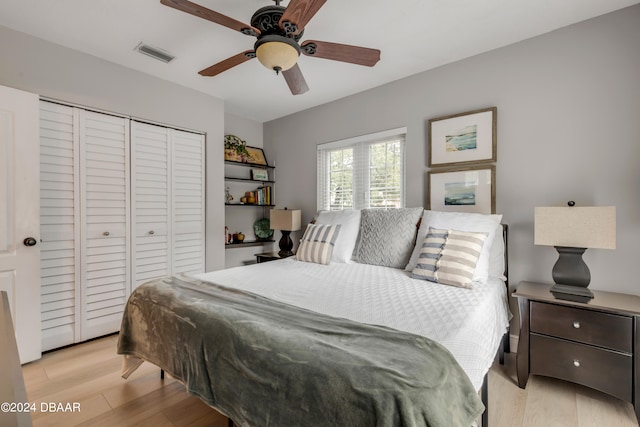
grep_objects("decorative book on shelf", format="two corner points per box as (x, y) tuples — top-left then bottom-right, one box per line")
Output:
(240, 186), (272, 205)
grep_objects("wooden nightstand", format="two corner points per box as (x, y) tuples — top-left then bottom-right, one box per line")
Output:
(255, 251), (293, 263)
(514, 281), (640, 423)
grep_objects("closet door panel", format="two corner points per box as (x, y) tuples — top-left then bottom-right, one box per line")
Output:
(131, 122), (171, 289)
(39, 101), (80, 351)
(172, 130), (205, 275)
(80, 110), (130, 340)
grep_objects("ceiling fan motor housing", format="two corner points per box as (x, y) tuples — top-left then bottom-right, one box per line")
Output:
(251, 5), (303, 73)
(250, 5), (304, 41)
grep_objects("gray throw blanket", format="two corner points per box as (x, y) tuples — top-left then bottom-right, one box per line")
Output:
(117, 276), (484, 426)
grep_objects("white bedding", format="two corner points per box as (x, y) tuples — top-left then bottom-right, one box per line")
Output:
(196, 258), (511, 390)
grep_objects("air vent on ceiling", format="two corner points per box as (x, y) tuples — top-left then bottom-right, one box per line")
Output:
(134, 42), (175, 63)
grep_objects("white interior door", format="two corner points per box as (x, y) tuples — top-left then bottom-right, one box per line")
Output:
(0, 85), (41, 363)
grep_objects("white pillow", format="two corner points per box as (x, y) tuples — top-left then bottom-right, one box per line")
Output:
(488, 224), (506, 280)
(405, 210), (503, 282)
(315, 209), (361, 263)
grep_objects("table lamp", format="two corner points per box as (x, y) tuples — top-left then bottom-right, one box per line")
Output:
(534, 201), (616, 302)
(270, 208), (302, 257)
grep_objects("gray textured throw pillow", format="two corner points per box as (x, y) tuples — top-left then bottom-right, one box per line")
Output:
(353, 207), (423, 268)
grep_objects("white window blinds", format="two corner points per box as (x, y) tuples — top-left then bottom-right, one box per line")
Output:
(317, 127), (406, 211)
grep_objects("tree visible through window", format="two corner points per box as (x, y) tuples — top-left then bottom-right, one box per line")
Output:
(317, 128), (406, 211)
(329, 148), (353, 210)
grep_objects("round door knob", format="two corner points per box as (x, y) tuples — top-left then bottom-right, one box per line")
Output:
(23, 237), (37, 247)
(573, 360), (581, 367)
(573, 321), (581, 329)
(148, 230), (155, 235)
(103, 231), (110, 236)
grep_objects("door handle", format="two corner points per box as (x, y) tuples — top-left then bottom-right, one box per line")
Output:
(23, 237), (37, 247)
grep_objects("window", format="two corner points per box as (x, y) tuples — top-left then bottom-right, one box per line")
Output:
(317, 127), (406, 211)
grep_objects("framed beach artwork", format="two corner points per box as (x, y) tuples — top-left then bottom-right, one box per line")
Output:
(427, 165), (496, 214)
(428, 107), (497, 167)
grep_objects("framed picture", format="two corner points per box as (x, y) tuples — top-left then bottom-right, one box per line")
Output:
(427, 165), (496, 214)
(428, 107), (497, 167)
(251, 168), (269, 181)
(224, 145), (268, 166)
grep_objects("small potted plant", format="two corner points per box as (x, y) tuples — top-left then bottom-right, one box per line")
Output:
(224, 135), (251, 163)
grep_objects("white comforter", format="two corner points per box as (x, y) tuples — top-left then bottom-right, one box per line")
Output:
(197, 258), (511, 390)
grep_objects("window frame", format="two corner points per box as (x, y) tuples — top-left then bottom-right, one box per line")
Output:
(317, 127), (407, 211)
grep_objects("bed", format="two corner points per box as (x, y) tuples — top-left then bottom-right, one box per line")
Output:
(118, 208), (511, 427)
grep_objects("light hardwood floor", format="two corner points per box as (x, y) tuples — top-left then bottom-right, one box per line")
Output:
(21, 334), (638, 427)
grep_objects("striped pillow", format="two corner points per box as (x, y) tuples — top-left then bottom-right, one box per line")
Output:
(411, 227), (488, 288)
(296, 224), (342, 265)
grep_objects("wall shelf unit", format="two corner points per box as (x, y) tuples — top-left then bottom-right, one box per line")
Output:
(225, 161), (275, 169)
(225, 203), (276, 207)
(225, 240), (275, 249)
(225, 177), (275, 184)
(224, 159), (275, 253)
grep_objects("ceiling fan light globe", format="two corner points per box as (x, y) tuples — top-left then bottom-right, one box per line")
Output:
(255, 36), (300, 73)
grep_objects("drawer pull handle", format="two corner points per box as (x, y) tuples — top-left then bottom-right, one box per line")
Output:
(103, 231), (110, 237)
(573, 360), (581, 367)
(149, 230), (155, 235)
(573, 321), (580, 329)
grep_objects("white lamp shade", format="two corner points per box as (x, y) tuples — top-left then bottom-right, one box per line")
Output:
(534, 206), (616, 249)
(270, 209), (302, 231)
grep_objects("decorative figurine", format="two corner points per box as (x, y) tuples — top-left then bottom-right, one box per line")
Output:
(225, 186), (233, 204)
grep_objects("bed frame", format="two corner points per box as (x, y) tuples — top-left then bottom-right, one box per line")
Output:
(481, 223), (510, 427)
(159, 224), (511, 427)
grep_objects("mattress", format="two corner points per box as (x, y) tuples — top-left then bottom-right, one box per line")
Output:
(196, 258), (511, 390)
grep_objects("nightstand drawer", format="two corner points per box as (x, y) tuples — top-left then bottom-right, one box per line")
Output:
(530, 334), (632, 402)
(530, 301), (632, 352)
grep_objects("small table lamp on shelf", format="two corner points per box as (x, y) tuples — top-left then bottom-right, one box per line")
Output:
(270, 208), (302, 257)
(534, 201), (616, 303)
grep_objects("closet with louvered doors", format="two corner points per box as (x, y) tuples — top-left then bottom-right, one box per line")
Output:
(39, 101), (130, 351)
(40, 103), (205, 351)
(131, 121), (205, 289)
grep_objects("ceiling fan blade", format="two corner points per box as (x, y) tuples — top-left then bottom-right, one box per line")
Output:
(160, 0), (260, 36)
(199, 51), (255, 77)
(282, 64), (309, 95)
(279, 0), (327, 35)
(301, 40), (381, 67)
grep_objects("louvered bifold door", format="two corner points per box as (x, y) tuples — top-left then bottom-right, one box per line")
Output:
(79, 110), (130, 340)
(39, 101), (81, 351)
(171, 130), (205, 275)
(131, 122), (171, 289)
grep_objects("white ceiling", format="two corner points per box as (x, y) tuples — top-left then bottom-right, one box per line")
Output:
(0, 0), (637, 122)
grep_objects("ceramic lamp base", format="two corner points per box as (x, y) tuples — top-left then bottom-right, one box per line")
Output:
(551, 246), (593, 302)
(278, 230), (294, 257)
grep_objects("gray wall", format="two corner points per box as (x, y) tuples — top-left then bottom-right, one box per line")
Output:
(264, 5), (640, 302)
(0, 25), (226, 271)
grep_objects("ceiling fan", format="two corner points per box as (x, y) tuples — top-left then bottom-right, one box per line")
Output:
(160, 0), (381, 95)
